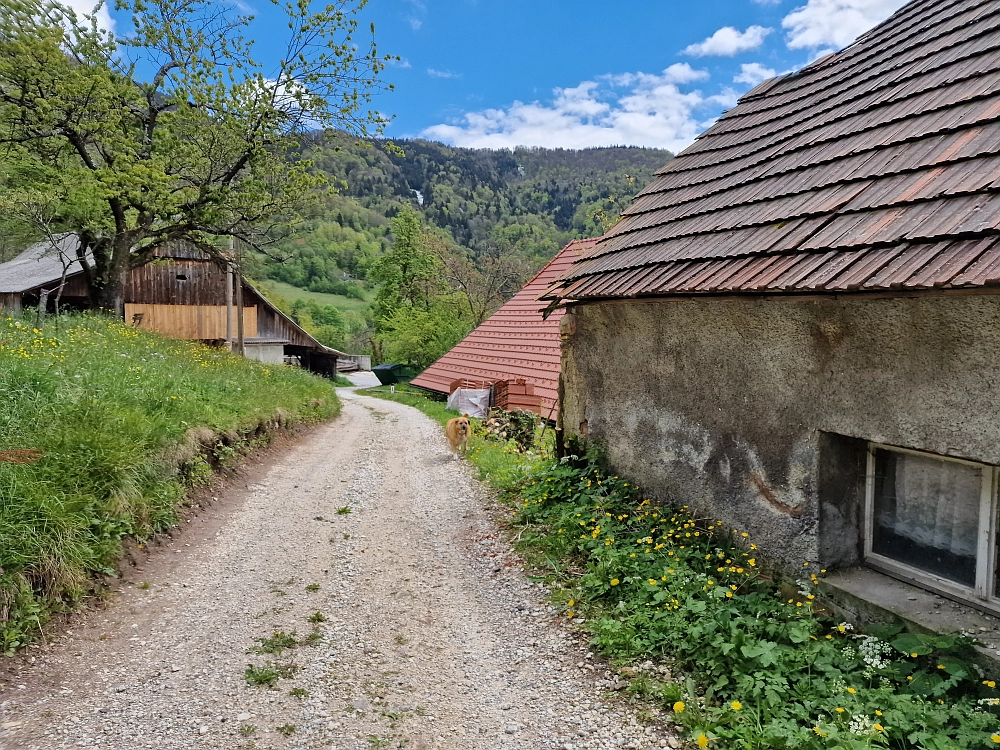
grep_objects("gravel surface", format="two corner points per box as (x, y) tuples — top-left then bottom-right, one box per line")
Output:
(0, 391), (679, 750)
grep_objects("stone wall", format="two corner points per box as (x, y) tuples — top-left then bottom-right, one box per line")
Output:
(559, 294), (1000, 567)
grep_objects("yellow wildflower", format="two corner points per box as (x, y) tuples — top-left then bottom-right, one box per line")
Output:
(673, 701), (685, 713)
(731, 701), (742, 710)
(697, 734), (709, 749)
(610, 578), (619, 586)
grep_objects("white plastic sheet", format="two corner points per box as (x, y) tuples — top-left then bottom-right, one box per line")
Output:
(446, 387), (491, 418)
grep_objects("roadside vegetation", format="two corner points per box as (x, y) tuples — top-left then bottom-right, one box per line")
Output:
(365, 386), (1000, 750)
(0, 314), (338, 654)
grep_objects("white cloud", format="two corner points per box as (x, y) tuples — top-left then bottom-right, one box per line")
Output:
(683, 25), (772, 57)
(734, 62), (777, 85)
(709, 87), (741, 109)
(62, 0), (114, 30)
(388, 57), (412, 69)
(427, 68), (459, 79)
(421, 66), (724, 151)
(404, 0), (425, 31)
(782, 0), (908, 49)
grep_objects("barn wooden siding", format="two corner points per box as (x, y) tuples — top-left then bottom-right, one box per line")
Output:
(125, 259), (229, 306)
(125, 303), (257, 340)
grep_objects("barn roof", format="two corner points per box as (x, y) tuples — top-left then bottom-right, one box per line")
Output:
(547, 0), (1000, 302)
(0, 234), (91, 294)
(410, 238), (598, 415)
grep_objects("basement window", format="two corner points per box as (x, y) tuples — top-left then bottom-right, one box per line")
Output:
(865, 443), (996, 609)
(175, 274), (188, 281)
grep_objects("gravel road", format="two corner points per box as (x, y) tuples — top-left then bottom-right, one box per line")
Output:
(0, 390), (678, 750)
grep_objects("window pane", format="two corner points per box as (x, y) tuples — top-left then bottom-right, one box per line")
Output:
(871, 448), (981, 588)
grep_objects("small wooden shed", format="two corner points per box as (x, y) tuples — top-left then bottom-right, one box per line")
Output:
(0, 234), (343, 375)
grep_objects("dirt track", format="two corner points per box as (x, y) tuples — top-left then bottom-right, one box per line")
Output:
(0, 389), (675, 750)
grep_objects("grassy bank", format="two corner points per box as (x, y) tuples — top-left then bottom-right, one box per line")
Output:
(0, 314), (338, 654)
(258, 279), (372, 313)
(362, 386), (1000, 750)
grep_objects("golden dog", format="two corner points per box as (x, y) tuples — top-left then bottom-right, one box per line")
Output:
(445, 414), (471, 456)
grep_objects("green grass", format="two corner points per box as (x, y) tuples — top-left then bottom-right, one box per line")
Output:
(259, 279), (372, 313)
(0, 313), (339, 654)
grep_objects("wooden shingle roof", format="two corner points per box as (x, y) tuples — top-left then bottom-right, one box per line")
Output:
(547, 0), (1000, 301)
(409, 238), (598, 416)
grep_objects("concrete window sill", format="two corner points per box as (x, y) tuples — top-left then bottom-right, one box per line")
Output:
(820, 567), (1000, 666)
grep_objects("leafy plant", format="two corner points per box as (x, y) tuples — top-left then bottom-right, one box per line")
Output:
(308, 611), (328, 623)
(244, 664), (279, 687)
(301, 628), (323, 646)
(337, 506), (352, 515)
(276, 724), (296, 736)
(305, 583), (320, 593)
(250, 630), (298, 655)
(289, 687), (309, 698)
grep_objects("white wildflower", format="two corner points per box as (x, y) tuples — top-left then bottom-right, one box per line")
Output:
(857, 635), (895, 675)
(849, 715), (875, 736)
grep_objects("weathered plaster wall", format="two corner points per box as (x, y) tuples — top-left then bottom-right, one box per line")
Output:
(560, 294), (1000, 567)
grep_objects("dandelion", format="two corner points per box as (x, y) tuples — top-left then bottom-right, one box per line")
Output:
(610, 579), (619, 586)
(673, 701), (684, 713)
(731, 701), (742, 710)
(696, 734), (708, 749)
(846, 687), (857, 694)
(992, 734), (1000, 744)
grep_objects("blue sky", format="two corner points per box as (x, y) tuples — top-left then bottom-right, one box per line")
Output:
(86, 0), (909, 152)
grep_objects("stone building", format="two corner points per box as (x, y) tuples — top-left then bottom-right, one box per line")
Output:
(545, 0), (1000, 622)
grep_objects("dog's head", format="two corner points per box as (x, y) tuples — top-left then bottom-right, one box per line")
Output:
(456, 414), (470, 434)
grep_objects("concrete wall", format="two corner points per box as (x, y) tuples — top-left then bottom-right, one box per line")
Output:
(560, 294), (1000, 568)
(244, 343), (286, 365)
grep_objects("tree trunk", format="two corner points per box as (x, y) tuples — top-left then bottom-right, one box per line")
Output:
(90, 237), (132, 316)
(94, 271), (126, 316)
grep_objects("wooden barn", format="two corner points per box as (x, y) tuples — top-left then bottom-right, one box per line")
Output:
(0, 234), (343, 375)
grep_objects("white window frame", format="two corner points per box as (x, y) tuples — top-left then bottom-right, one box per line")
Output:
(864, 442), (999, 614)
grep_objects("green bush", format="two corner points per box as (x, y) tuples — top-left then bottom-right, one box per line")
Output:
(0, 313), (338, 652)
(511, 449), (1000, 750)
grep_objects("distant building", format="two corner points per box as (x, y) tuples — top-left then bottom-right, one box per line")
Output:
(411, 238), (598, 418)
(0, 234), (343, 375)
(546, 0), (1000, 621)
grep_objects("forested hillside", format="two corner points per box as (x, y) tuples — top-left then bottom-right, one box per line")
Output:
(248, 139), (672, 295)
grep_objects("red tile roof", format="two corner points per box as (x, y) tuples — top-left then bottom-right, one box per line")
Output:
(410, 238), (599, 416)
(547, 0), (1000, 302)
